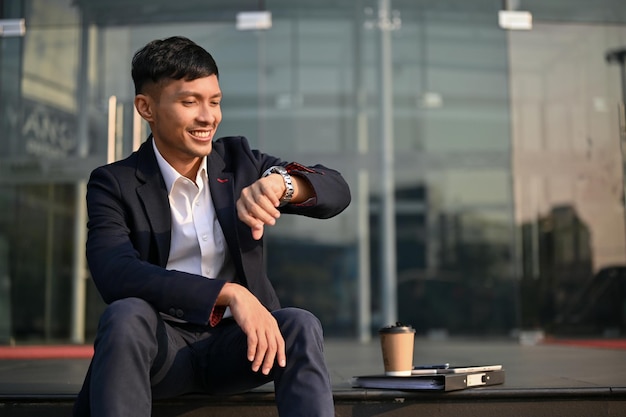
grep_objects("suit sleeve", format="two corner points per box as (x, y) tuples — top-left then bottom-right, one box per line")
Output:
(237, 139), (350, 218)
(281, 161), (351, 218)
(85, 166), (227, 325)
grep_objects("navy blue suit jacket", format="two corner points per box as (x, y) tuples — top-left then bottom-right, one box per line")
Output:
(85, 136), (351, 326)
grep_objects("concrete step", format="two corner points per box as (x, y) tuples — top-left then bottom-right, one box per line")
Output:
(2, 388), (626, 417)
(2, 339), (626, 417)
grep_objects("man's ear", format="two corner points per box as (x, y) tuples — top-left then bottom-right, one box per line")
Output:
(134, 94), (154, 122)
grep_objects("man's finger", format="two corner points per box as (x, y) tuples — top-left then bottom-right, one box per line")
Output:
(251, 331), (268, 373)
(247, 332), (258, 364)
(261, 333), (278, 375)
(237, 195), (280, 227)
(251, 224), (264, 240)
(237, 197), (279, 241)
(276, 335), (286, 368)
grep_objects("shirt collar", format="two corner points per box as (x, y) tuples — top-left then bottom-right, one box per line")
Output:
(152, 139), (208, 193)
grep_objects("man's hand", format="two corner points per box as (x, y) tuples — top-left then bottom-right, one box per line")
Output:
(236, 174), (285, 240)
(237, 172), (315, 240)
(217, 283), (286, 375)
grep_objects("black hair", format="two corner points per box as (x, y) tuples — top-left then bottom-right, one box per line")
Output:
(131, 36), (219, 95)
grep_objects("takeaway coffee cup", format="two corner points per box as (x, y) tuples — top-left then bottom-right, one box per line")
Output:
(379, 323), (416, 376)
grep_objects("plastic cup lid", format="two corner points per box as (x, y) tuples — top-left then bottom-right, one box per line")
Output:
(379, 322), (416, 334)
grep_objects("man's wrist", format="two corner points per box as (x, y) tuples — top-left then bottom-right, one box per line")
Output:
(262, 166), (294, 206)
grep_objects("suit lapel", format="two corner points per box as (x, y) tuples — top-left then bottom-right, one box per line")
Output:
(135, 137), (171, 267)
(206, 151), (244, 282)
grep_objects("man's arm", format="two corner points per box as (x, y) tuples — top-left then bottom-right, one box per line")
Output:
(218, 136), (351, 223)
(216, 283), (286, 375)
(236, 172), (315, 240)
(230, 159), (350, 372)
(236, 161), (350, 240)
(85, 164), (227, 325)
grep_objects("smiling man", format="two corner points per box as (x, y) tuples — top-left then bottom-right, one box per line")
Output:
(73, 36), (351, 417)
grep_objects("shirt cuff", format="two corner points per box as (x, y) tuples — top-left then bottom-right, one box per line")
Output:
(285, 163), (318, 206)
(285, 162), (318, 174)
(209, 305), (226, 327)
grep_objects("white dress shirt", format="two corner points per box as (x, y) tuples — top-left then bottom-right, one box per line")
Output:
(153, 141), (235, 319)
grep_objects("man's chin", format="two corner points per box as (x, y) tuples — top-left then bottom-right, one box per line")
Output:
(191, 140), (213, 155)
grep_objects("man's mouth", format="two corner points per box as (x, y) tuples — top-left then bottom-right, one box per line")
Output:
(190, 130), (212, 139)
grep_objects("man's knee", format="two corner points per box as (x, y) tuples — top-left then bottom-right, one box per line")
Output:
(97, 297), (159, 340)
(274, 308), (324, 346)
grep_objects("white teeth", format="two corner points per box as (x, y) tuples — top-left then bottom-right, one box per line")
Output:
(191, 130), (211, 138)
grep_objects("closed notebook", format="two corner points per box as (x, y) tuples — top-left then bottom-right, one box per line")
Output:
(351, 369), (505, 392)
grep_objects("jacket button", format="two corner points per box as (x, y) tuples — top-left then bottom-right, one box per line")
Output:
(169, 308), (176, 316)
(176, 309), (184, 318)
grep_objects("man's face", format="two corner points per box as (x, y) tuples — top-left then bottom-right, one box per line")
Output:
(137, 74), (222, 174)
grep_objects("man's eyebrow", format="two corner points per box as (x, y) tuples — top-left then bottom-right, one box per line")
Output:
(176, 90), (222, 98)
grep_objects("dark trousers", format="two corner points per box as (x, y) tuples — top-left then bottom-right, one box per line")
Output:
(73, 298), (334, 417)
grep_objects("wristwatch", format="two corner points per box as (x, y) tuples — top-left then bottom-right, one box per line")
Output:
(262, 165), (294, 206)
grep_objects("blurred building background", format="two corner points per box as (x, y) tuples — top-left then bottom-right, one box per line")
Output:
(1, 0), (626, 345)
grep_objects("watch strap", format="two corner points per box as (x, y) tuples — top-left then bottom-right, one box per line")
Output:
(262, 165), (294, 206)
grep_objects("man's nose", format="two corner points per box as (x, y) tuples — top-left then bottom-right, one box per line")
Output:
(198, 104), (217, 123)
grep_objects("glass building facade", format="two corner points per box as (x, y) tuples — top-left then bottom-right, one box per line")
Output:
(1, 0), (626, 345)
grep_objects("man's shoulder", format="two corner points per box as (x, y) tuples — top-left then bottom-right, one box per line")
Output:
(91, 149), (140, 175)
(89, 140), (153, 182)
(212, 136), (260, 164)
(213, 135), (252, 153)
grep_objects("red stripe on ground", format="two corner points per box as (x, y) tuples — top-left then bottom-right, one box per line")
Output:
(0, 345), (94, 359)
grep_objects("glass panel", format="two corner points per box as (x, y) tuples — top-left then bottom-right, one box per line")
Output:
(0, 0), (87, 343)
(0, 184), (77, 341)
(375, 6), (516, 336)
(510, 22), (626, 335)
(4, 0), (625, 345)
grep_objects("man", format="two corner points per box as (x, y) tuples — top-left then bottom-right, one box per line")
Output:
(73, 36), (350, 417)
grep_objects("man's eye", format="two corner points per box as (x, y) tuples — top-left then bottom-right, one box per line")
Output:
(211, 101), (221, 106)
(182, 100), (195, 105)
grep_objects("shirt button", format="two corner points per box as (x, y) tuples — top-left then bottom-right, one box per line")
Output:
(202, 234), (208, 241)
